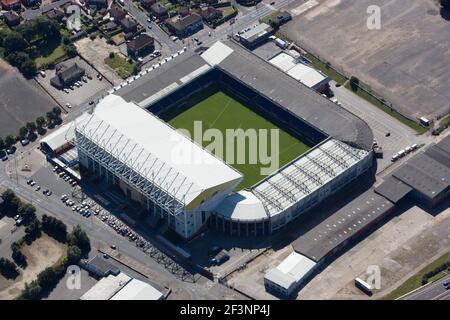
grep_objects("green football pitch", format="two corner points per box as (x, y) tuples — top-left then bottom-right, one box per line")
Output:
(168, 91), (311, 190)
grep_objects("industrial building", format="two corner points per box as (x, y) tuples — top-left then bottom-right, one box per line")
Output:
(80, 272), (164, 300)
(237, 23), (274, 48)
(269, 52), (331, 93)
(264, 252), (316, 296)
(264, 135), (449, 297)
(69, 40), (374, 240)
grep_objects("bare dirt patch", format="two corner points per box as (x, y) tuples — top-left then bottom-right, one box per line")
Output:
(0, 235), (66, 300)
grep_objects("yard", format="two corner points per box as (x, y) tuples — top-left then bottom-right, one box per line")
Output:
(104, 54), (137, 79)
(168, 91), (311, 190)
(0, 235), (67, 300)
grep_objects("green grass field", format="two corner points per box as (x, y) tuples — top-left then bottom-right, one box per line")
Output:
(169, 91), (311, 190)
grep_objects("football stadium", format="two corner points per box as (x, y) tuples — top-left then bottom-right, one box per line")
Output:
(73, 41), (374, 240)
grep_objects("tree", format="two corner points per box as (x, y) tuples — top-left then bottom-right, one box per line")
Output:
(1, 189), (21, 213)
(349, 76), (360, 91)
(2, 32), (27, 53)
(37, 267), (58, 290)
(19, 58), (37, 78)
(5, 135), (16, 147)
(1, 189), (15, 204)
(0, 137), (4, 150)
(67, 225), (91, 255)
(109, 52), (115, 59)
(19, 203), (37, 224)
(36, 116), (46, 128)
(64, 44), (77, 58)
(11, 242), (27, 267)
(25, 219), (41, 242)
(41, 214), (67, 242)
(0, 257), (19, 279)
(21, 280), (42, 300)
(26, 122), (37, 133)
(67, 245), (82, 264)
(46, 110), (55, 122)
(52, 107), (61, 117)
(19, 126), (28, 139)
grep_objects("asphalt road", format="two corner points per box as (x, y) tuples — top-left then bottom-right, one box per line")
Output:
(0, 144), (244, 300)
(331, 82), (433, 172)
(401, 274), (450, 300)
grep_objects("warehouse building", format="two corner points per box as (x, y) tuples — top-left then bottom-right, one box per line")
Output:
(269, 52), (331, 93)
(264, 252), (316, 297)
(238, 23), (274, 49)
(375, 135), (450, 208)
(80, 272), (163, 300)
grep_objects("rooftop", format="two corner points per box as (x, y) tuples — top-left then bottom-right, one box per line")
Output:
(292, 189), (394, 262)
(264, 252), (316, 290)
(80, 272), (131, 300)
(253, 139), (369, 217)
(110, 278), (163, 300)
(75, 94), (242, 206)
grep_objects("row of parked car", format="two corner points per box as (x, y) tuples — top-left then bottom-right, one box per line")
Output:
(26, 178), (52, 195)
(391, 144), (418, 162)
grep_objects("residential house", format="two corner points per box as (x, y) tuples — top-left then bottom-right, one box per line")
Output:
(0, 0), (21, 11)
(150, 3), (168, 20)
(50, 62), (85, 89)
(165, 12), (203, 38)
(127, 34), (154, 57)
(46, 8), (65, 22)
(3, 10), (21, 27)
(200, 6), (222, 23)
(104, 20), (118, 32)
(109, 4), (127, 21)
(87, 0), (108, 9)
(120, 18), (138, 33)
(140, 0), (156, 11)
(21, 0), (39, 7)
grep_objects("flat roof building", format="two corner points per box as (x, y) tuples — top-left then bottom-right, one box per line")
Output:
(238, 23), (274, 49)
(264, 252), (316, 297)
(110, 278), (163, 300)
(269, 52), (330, 93)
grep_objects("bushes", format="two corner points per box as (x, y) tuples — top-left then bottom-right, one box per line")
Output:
(41, 214), (67, 242)
(67, 225), (91, 256)
(11, 242), (27, 268)
(421, 261), (450, 285)
(0, 257), (19, 279)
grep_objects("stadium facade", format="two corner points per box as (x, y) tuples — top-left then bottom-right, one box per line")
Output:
(74, 41), (374, 239)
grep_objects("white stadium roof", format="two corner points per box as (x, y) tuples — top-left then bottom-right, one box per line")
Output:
(214, 190), (268, 222)
(75, 94), (242, 206)
(40, 121), (76, 152)
(253, 139), (369, 217)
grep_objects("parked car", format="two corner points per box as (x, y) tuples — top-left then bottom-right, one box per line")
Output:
(20, 139), (29, 146)
(64, 88), (70, 94)
(66, 103), (72, 109)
